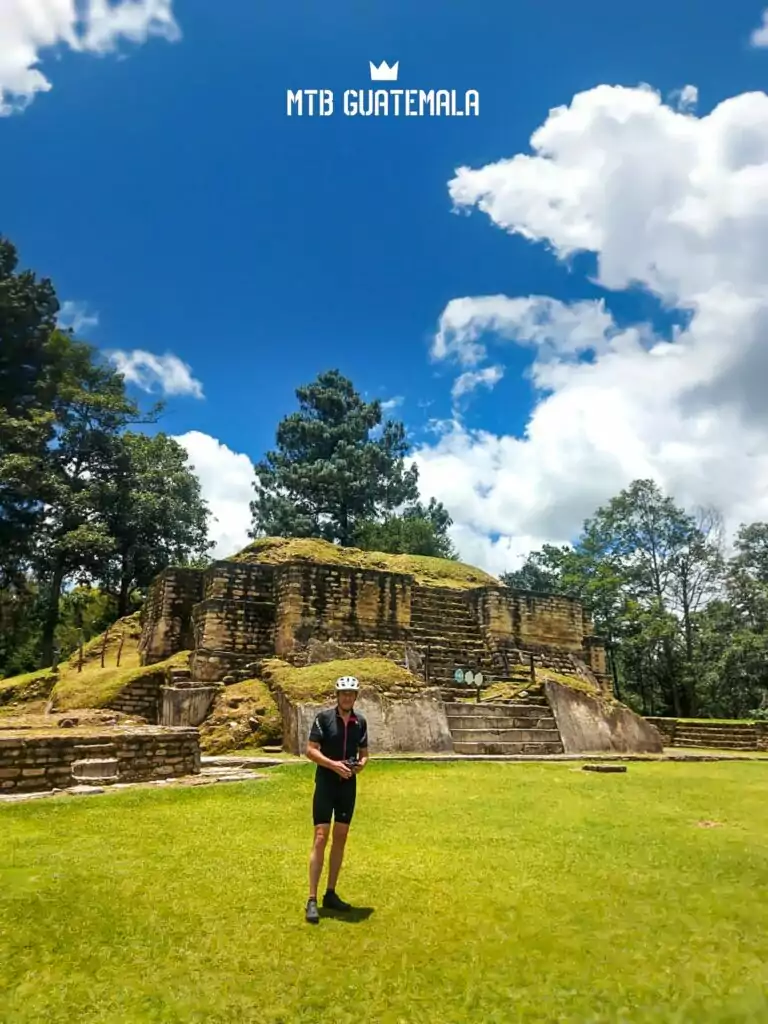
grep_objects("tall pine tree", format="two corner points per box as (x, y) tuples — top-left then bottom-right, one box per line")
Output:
(250, 370), (420, 546)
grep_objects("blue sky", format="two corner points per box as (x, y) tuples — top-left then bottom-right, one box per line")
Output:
(4, 0), (768, 570)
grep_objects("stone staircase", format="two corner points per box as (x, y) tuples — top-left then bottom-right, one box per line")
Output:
(445, 698), (564, 755)
(672, 721), (758, 750)
(410, 587), (495, 696)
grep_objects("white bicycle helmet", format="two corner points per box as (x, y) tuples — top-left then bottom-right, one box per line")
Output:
(335, 675), (360, 691)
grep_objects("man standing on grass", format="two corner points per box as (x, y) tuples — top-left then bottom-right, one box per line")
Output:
(304, 675), (369, 924)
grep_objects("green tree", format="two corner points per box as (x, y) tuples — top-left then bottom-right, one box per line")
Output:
(0, 236), (60, 584)
(101, 431), (213, 615)
(33, 332), (149, 665)
(251, 370), (420, 546)
(501, 544), (576, 594)
(354, 498), (458, 558)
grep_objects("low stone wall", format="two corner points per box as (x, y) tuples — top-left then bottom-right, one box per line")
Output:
(276, 686), (453, 756)
(107, 671), (167, 721)
(0, 727), (200, 793)
(544, 680), (664, 754)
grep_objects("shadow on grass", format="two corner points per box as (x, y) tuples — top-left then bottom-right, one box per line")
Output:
(318, 907), (374, 923)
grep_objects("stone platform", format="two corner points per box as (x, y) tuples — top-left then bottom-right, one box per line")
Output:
(0, 724), (200, 793)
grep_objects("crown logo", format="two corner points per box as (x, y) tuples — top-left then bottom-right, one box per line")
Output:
(369, 60), (399, 82)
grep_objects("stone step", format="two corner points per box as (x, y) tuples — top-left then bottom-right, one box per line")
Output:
(447, 714), (557, 730)
(675, 737), (761, 745)
(449, 727), (561, 743)
(71, 758), (119, 782)
(675, 725), (756, 734)
(427, 663), (495, 677)
(411, 615), (476, 627)
(72, 744), (117, 757)
(453, 740), (564, 755)
(674, 739), (756, 749)
(410, 630), (486, 642)
(445, 702), (550, 717)
(417, 647), (491, 661)
(410, 628), (486, 640)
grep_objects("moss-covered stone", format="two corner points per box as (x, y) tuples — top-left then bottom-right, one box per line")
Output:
(50, 651), (191, 710)
(0, 668), (57, 709)
(260, 656), (426, 703)
(198, 679), (282, 754)
(231, 536), (497, 590)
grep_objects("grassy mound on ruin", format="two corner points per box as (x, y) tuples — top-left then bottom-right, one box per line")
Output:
(232, 536), (497, 590)
(260, 656), (426, 703)
(0, 668), (57, 712)
(50, 651), (191, 711)
(198, 679), (282, 754)
(0, 613), (189, 713)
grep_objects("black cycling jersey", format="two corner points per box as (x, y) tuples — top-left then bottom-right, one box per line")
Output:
(308, 705), (368, 778)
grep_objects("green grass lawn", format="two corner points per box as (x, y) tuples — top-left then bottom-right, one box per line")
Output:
(2, 761), (768, 1023)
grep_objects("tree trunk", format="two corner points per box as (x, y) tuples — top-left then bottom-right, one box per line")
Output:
(41, 559), (66, 668)
(661, 633), (682, 716)
(117, 550), (131, 618)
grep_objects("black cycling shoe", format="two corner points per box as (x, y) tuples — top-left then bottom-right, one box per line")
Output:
(323, 890), (352, 912)
(305, 898), (320, 924)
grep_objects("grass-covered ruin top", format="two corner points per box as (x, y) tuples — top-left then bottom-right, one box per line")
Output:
(260, 656), (427, 703)
(231, 536), (498, 589)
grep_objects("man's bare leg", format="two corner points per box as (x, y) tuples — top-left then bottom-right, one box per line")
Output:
(327, 821), (349, 891)
(309, 825), (330, 899)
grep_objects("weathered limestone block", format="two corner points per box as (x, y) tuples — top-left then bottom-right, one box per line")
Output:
(544, 680), (664, 754)
(275, 686), (452, 755)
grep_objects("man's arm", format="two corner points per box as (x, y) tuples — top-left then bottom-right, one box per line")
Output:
(354, 746), (369, 773)
(354, 716), (369, 772)
(305, 739), (352, 778)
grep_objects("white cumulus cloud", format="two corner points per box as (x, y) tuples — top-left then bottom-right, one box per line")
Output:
(0, 0), (179, 115)
(668, 84), (698, 112)
(415, 82), (768, 575)
(173, 431), (255, 560)
(751, 8), (768, 46)
(57, 299), (99, 334)
(451, 365), (504, 402)
(108, 349), (204, 398)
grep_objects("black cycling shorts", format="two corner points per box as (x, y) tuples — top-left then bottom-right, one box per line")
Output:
(313, 772), (356, 826)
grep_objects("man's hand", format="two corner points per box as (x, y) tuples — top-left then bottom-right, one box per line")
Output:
(334, 761), (353, 779)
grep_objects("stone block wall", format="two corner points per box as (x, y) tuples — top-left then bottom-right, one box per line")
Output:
(472, 588), (587, 651)
(139, 568), (204, 665)
(274, 564), (411, 661)
(192, 598), (275, 656)
(581, 634), (608, 676)
(108, 670), (167, 721)
(191, 566), (276, 677)
(0, 727), (200, 793)
(468, 587), (608, 686)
